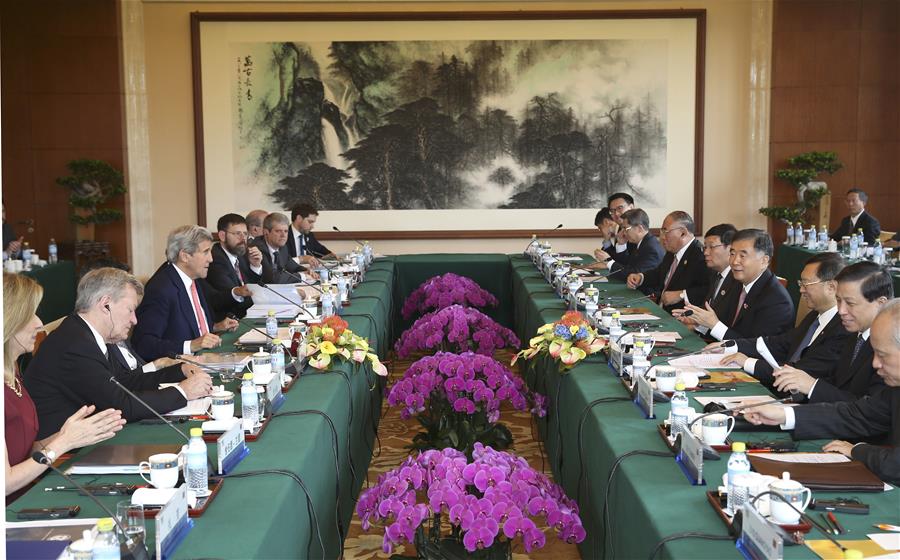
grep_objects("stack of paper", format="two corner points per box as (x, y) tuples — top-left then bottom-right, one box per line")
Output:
(238, 327), (292, 346)
(163, 397), (211, 417)
(669, 353), (741, 370)
(618, 313), (661, 322)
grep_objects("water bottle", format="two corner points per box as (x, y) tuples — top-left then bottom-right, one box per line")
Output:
(669, 382), (693, 438)
(185, 427), (209, 496)
(785, 222), (794, 245)
(873, 241), (884, 265)
(270, 338), (285, 385)
(92, 518), (121, 560)
(240, 373), (259, 430)
(48, 238), (58, 264)
(807, 225), (817, 250)
(321, 288), (334, 317)
(849, 233), (859, 259)
(726, 442), (752, 514)
(265, 310), (278, 339)
(608, 312), (624, 340)
(818, 225), (828, 250)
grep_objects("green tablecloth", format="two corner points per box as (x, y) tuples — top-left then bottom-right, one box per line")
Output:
(510, 254), (900, 559)
(7, 259), (394, 559)
(776, 245), (900, 306)
(23, 260), (77, 323)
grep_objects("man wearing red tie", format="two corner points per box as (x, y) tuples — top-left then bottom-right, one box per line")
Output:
(132, 225), (239, 361)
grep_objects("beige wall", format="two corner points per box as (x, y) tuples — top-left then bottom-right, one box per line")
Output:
(129, 0), (771, 276)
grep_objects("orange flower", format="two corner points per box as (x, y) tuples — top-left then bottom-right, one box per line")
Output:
(323, 315), (348, 335)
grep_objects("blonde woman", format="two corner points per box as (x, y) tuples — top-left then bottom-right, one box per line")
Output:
(4, 273), (125, 502)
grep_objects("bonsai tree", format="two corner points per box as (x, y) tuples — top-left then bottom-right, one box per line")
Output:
(56, 159), (126, 226)
(759, 151), (843, 223)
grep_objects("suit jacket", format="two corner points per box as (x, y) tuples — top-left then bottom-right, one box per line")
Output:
(109, 341), (147, 372)
(794, 387), (899, 484)
(717, 269), (794, 340)
(201, 243), (262, 321)
(830, 211), (881, 244)
(608, 235), (665, 288)
(251, 237), (306, 284)
(287, 229), (331, 259)
(24, 315), (187, 439)
(735, 310), (851, 385)
(132, 263), (215, 361)
(640, 239), (710, 311)
(808, 335), (885, 404)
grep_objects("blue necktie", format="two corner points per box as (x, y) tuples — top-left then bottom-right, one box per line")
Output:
(299, 234), (306, 256)
(850, 334), (865, 363)
(788, 317), (819, 363)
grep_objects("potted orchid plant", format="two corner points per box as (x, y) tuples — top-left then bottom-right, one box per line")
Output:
(304, 315), (388, 376)
(394, 305), (520, 359)
(357, 444), (586, 558)
(388, 352), (546, 454)
(512, 311), (605, 371)
(401, 273), (499, 320)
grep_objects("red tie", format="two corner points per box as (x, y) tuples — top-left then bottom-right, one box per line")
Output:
(234, 260), (244, 284)
(190, 280), (209, 335)
(662, 255), (679, 291)
(732, 289), (748, 324)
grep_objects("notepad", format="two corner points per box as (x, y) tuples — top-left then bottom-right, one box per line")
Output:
(618, 313), (661, 322)
(750, 452), (850, 464)
(238, 327), (291, 345)
(669, 353), (742, 369)
(65, 444), (180, 475)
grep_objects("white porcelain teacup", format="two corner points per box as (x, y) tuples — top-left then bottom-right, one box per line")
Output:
(251, 349), (271, 377)
(701, 413), (735, 445)
(768, 472), (812, 524)
(138, 453), (180, 489)
(210, 390), (235, 421)
(654, 366), (679, 393)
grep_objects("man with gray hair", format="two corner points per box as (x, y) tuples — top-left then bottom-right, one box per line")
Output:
(245, 209), (268, 240)
(26, 267), (214, 438)
(250, 212), (308, 284)
(132, 225), (238, 361)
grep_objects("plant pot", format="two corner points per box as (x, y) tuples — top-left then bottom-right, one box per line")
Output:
(402, 526), (511, 560)
(73, 207), (95, 242)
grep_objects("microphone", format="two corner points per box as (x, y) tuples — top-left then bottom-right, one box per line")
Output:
(258, 283), (316, 320)
(524, 224), (564, 253)
(280, 269), (325, 294)
(226, 315), (296, 359)
(331, 226), (368, 248)
(687, 392), (804, 431)
(665, 340), (736, 363)
(108, 376), (189, 444)
(32, 452), (150, 560)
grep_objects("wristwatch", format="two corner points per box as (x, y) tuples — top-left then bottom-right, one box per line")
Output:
(43, 448), (58, 463)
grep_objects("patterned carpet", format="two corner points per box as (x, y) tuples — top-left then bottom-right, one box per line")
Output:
(343, 350), (582, 560)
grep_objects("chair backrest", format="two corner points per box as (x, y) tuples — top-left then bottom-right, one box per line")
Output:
(879, 231), (896, 243)
(33, 316), (65, 354)
(776, 276), (788, 288)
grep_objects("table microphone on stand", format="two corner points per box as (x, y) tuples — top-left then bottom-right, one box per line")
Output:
(524, 224), (563, 253)
(32, 452), (150, 560)
(257, 283), (317, 320)
(331, 226), (368, 249)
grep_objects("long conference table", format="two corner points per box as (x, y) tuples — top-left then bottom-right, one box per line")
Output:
(8, 254), (900, 559)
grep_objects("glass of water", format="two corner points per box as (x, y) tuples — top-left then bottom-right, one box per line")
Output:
(116, 500), (145, 543)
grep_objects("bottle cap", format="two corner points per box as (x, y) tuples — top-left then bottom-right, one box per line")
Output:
(268, 310), (275, 316)
(97, 518), (115, 532)
(843, 549), (864, 559)
(243, 372), (254, 380)
(190, 427), (203, 437)
(731, 442), (746, 452)
(272, 338), (281, 344)
(674, 382), (686, 391)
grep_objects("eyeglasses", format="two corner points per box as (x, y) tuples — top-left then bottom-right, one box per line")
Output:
(797, 279), (823, 288)
(702, 243), (725, 251)
(225, 230), (248, 238)
(610, 204), (629, 214)
(623, 226), (635, 232)
(660, 226), (686, 236)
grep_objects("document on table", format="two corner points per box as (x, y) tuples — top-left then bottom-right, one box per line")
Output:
(618, 313), (661, 322)
(246, 305), (300, 319)
(669, 353), (742, 369)
(555, 255), (583, 262)
(868, 533), (900, 551)
(163, 397), (211, 417)
(693, 395), (774, 408)
(750, 452), (850, 464)
(247, 283), (305, 305)
(619, 331), (682, 344)
(238, 327), (292, 345)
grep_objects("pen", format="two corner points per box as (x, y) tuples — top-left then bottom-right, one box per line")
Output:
(828, 511), (845, 535)
(874, 524), (900, 532)
(818, 513), (834, 534)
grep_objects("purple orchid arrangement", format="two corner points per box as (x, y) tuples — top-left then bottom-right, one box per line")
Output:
(401, 273), (499, 320)
(394, 304), (520, 359)
(387, 352), (546, 453)
(357, 444), (586, 555)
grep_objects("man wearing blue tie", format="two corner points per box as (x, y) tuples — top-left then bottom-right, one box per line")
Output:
(288, 203), (335, 267)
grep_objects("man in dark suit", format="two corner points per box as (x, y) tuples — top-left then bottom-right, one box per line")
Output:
(626, 211), (709, 311)
(587, 208), (620, 270)
(830, 188), (881, 244)
(25, 267), (214, 438)
(720, 252), (852, 388)
(745, 300), (900, 485)
(769, 261), (892, 402)
(288, 204), (334, 267)
(202, 213), (263, 322)
(675, 224), (741, 336)
(132, 225), (239, 361)
(682, 229), (794, 340)
(593, 193), (635, 265)
(250, 212), (307, 284)
(595, 208), (664, 287)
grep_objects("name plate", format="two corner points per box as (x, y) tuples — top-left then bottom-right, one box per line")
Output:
(265, 375), (285, 413)
(634, 374), (655, 419)
(675, 430), (705, 485)
(155, 485), (194, 560)
(737, 503), (782, 560)
(608, 339), (624, 375)
(216, 420), (249, 475)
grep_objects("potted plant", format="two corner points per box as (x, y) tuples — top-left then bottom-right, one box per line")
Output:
(401, 273), (499, 320)
(394, 305), (520, 359)
(512, 310), (606, 371)
(56, 159), (127, 241)
(759, 151), (843, 225)
(304, 315), (388, 377)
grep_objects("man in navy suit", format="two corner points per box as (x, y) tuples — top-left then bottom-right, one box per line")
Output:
(830, 188), (881, 244)
(595, 208), (664, 287)
(250, 212), (307, 284)
(626, 210), (710, 311)
(681, 229), (794, 340)
(132, 225), (239, 361)
(288, 203), (334, 268)
(202, 213), (263, 321)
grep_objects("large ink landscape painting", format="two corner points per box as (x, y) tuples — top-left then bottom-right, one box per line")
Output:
(230, 39), (668, 211)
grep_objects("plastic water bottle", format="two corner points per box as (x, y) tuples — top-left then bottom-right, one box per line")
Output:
(785, 222), (794, 245)
(849, 233), (859, 259)
(669, 382), (693, 438)
(185, 427), (209, 496)
(727, 442), (752, 514)
(807, 225), (817, 250)
(321, 289), (334, 317)
(48, 238), (58, 264)
(240, 373), (259, 430)
(92, 518), (121, 560)
(818, 226), (828, 250)
(270, 338), (285, 384)
(265, 310), (278, 339)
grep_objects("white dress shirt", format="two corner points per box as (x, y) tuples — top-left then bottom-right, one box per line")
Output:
(172, 264), (206, 355)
